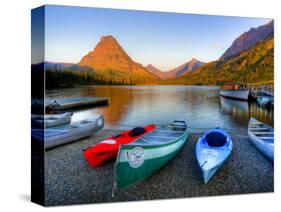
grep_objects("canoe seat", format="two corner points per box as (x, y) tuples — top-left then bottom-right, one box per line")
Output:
(254, 132), (274, 135)
(259, 137), (274, 140)
(128, 127), (146, 137)
(205, 132), (227, 147)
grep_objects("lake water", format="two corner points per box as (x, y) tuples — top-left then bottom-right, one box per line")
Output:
(46, 86), (274, 134)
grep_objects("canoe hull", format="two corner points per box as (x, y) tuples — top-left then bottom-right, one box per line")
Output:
(220, 90), (249, 101)
(248, 118), (274, 161)
(116, 124), (189, 189)
(116, 148), (182, 189)
(248, 131), (273, 161)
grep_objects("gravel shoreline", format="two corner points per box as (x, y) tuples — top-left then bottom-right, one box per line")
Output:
(43, 129), (273, 206)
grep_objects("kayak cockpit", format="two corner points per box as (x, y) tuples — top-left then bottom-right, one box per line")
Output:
(201, 129), (231, 148)
(128, 127), (147, 137)
(205, 132), (227, 147)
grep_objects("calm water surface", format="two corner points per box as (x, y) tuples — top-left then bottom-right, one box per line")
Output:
(46, 86), (273, 134)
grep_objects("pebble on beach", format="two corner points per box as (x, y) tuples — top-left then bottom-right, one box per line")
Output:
(42, 130), (273, 206)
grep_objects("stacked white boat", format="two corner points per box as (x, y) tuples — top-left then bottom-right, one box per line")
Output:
(32, 111), (104, 150)
(31, 112), (73, 128)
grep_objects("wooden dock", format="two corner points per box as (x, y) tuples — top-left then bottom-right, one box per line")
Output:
(45, 97), (110, 111)
(237, 83), (274, 103)
(246, 84), (274, 98)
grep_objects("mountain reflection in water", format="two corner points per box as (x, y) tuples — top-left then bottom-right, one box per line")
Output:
(46, 86), (273, 133)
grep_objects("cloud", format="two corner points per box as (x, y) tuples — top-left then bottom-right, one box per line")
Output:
(212, 43), (225, 50)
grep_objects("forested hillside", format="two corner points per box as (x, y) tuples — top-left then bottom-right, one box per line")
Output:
(162, 36), (273, 85)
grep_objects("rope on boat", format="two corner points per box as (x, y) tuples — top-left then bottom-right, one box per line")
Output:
(111, 182), (116, 198)
(200, 161), (208, 169)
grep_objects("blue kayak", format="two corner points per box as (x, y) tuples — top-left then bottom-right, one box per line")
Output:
(196, 128), (233, 184)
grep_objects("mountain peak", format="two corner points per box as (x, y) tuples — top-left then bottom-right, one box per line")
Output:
(146, 64), (157, 69)
(100, 35), (118, 43)
(145, 64), (165, 79)
(78, 35), (158, 84)
(168, 58), (205, 77)
(220, 20), (273, 60)
(189, 58), (199, 63)
(79, 35), (131, 70)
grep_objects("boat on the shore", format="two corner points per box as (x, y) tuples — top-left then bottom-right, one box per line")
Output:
(32, 115), (104, 150)
(220, 82), (249, 101)
(83, 125), (156, 167)
(248, 117), (274, 161)
(115, 120), (189, 189)
(196, 128), (233, 184)
(31, 112), (73, 128)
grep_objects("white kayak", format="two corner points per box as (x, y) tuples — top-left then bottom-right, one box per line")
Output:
(196, 128), (233, 184)
(31, 112), (73, 128)
(248, 117), (274, 161)
(32, 115), (104, 150)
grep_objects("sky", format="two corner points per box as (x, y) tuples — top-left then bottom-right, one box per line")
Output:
(32, 5), (271, 71)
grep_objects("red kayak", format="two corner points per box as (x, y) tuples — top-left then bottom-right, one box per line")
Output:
(83, 125), (156, 167)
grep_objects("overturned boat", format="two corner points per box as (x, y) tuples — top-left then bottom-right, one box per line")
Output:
(32, 115), (104, 150)
(31, 112), (73, 128)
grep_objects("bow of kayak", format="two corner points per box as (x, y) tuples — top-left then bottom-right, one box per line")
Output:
(196, 128), (233, 184)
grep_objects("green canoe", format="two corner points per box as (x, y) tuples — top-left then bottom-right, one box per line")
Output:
(115, 120), (189, 190)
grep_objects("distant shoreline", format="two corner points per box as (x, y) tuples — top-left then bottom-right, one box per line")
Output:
(45, 82), (273, 90)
